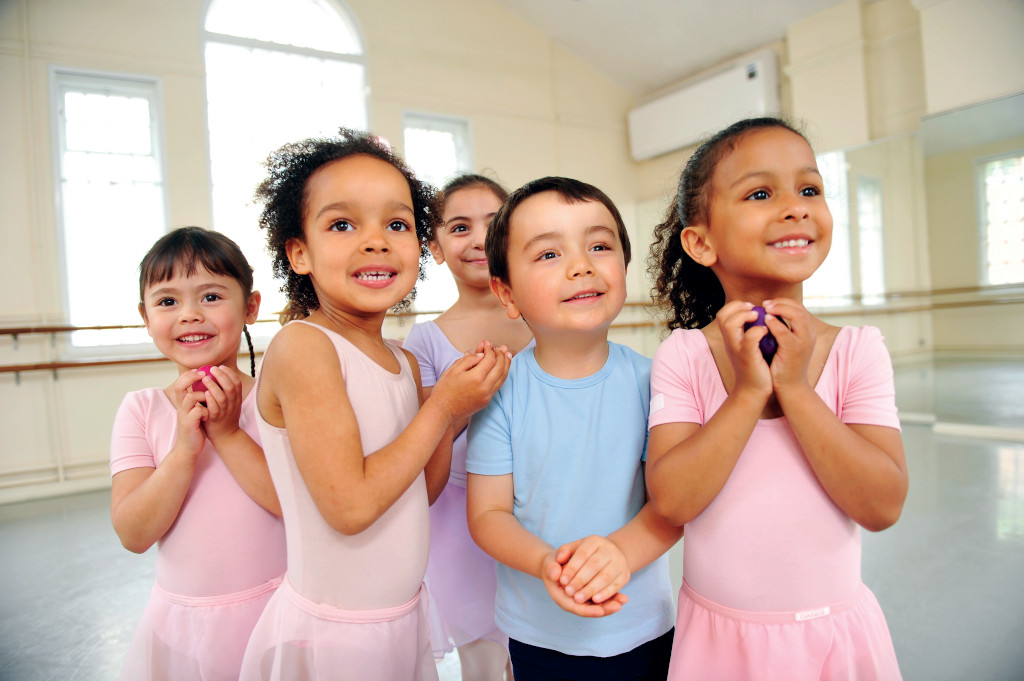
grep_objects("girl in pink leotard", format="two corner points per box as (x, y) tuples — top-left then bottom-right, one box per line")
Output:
(111, 226), (285, 681)
(404, 174), (532, 680)
(646, 117), (909, 681)
(239, 130), (511, 681)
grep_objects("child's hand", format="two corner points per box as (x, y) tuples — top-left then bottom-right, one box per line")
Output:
(717, 301), (773, 399)
(199, 366), (244, 443)
(429, 341), (511, 423)
(169, 371), (208, 459)
(762, 298), (815, 392)
(540, 551), (627, 618)
(556, 535), (631, 605)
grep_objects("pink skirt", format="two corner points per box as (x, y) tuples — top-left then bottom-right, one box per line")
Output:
(121, 576), (281, 681)
(240, 579), (438, 681)
(424, 482), (505, 656)
(667, 580), (902, 681)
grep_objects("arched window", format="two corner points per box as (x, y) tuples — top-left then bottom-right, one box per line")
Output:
(203, 0), (367, 327)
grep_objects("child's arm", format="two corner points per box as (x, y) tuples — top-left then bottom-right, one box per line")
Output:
(556, 501), (684, 605)
(467, 472), (627, 617)
(264, 324), (509, 535)
(110, 373), (209, 553)
(200, 366), (281, 516)
(646, 301), (772, 526)
(764, 299), (908, 531)
(408, 350), (457, 506)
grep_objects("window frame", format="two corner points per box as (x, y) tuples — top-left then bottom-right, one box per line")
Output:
(975, 149), (1024, 286)
(48, 66), (170, 356)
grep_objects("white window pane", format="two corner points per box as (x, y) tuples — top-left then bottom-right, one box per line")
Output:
(981, 155), (1024, 285)
(805, 151), (852, 306)
(54, 71), (166, 348)
(205, 0), (361, 55)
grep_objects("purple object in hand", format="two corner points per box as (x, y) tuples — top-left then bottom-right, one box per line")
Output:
(743, 306), (778, 365)
(191, 365), (215, 393)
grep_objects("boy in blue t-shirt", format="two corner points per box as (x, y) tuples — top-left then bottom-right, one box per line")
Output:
(466, 177), (683, 680)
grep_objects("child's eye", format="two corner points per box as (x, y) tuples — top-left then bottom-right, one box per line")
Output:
(329, 219), (353, 232)
(202, 293), (222, 303)
(801, 186), (822, 197)
(537, 251), (558, 261)
(746, 189), (770, 201)
(450, 224), (469, 234)
(156, 298), (176, 307)
(388, 220), (411, 232)
(590, 243), (611, 252)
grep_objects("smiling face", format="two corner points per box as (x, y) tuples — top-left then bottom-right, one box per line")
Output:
(681, 126), (833, 299)
(430, 186), (504, 290)
(286, 154), (422, 318)
(491, 191), (627, 340)
(140, 266), (259, 373)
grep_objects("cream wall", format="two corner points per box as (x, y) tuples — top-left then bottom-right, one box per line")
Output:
(1, 0), (1021, 501)
(0, 0), (642, 501)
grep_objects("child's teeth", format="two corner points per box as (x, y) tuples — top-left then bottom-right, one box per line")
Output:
(773, 239), (809, 248)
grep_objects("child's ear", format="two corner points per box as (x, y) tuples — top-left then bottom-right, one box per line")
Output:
(245, 291), (261, 324)
(285, 238), (310, 275)
(138, 303), (153, 337)
(489, 276), (522, 320)
(680, 224), (717, 267)
(427, 240), (445, 266)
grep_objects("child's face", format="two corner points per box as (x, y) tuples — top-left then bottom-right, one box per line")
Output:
(492, 191), (627, 339)
(430, 187), (503, 290)
(687, 127), (833, 290)
(287, 154), (422, 316)
(140, 266), (259, 373)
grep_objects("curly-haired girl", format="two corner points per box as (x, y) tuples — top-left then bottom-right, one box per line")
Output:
(239, 130), (512, 681)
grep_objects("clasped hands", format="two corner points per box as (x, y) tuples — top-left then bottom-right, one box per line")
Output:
(541, 535), (630, 618)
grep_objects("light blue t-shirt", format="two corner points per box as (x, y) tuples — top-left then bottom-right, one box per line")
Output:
(466, 342), (675, 657)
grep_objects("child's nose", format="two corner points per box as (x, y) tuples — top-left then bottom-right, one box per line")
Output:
(782, 192), (810, 221)
(567, 253), (595, 278)
(179, 301), (203, 322)
(362, 226), (390, 252)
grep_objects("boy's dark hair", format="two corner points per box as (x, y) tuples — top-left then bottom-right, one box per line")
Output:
(647, 116), (807, 331)
(255, 128), (439, 317)
(485, 176), (631, 285)
(138, 226), (257, 376)
(432, 173), (510, 242)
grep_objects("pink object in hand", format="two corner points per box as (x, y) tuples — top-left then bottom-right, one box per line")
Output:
(191, 366), (216, 393)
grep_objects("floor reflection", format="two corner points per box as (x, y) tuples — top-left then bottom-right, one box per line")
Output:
(0, 359), (1022, 680)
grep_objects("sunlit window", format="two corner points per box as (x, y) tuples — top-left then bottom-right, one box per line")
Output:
(978, 153), (1024, 285)
(805, 150), (852, 307)
(51, 69), (166, 347)
(856, 176), (886, 305)
(204, 0), (367, 334)
(402, 113), (472, 315)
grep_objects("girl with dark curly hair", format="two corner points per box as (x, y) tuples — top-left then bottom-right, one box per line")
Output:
(240, 130), (512, 681)
(645, 118), (907, 680)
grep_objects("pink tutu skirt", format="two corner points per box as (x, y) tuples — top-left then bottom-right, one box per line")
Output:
(668, 580), (902, 681)
(121, 576), (281, 681)
(239, 579), (437, 681)
(424, 482), (506, 657)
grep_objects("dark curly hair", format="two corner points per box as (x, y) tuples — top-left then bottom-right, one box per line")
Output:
(647, 116), (806, 331)
(138, 226), (257, 376)
(255, 128), (440, 318)
(486, 176), (630, 286)
(432, 173), (509, 242)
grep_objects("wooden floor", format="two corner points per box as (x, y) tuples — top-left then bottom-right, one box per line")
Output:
(1, 358), (1023, 681)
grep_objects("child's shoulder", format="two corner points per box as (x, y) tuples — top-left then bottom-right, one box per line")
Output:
(609, 341), (652, 374)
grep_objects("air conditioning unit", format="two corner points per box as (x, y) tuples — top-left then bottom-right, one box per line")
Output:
(627, 49), (779, 161)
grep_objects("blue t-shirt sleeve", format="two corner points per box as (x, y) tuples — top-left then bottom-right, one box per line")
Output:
(466, 386), (514, 476)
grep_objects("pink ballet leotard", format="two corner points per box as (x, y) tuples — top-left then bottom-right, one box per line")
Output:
(240, 321), (437, 681)
(110, 386), (286, 681)
(649, 326), (903, 681)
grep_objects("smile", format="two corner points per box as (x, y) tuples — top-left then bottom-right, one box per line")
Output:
(354, 270), (396, 281)
(177, 334), (211, 343)
(771, 239), (810, 248)
(565, 291), (603, 302)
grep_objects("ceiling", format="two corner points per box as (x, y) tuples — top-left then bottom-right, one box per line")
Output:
(492, 0), (850, 96)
